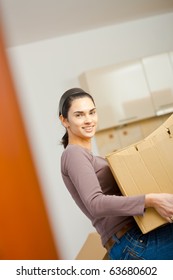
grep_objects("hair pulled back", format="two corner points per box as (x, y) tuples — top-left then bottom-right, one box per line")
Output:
(59, 88), (95, 148)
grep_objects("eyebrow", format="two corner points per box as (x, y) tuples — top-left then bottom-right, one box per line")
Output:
(73, 107), (96, 114)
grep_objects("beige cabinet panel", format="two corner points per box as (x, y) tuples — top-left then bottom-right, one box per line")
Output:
(140, 113), (173, 138)
(80, 67), (120, 130)
(95, 128), (121, 157)
(142, 53), (173, 115)
(160, 112), (173, 123)
(95, 123), (143, 157)
(140, 117), (163, 138)
(118, 123), (143, 148)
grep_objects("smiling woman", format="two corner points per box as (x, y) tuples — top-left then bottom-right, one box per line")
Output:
(58, 87), (173, 260)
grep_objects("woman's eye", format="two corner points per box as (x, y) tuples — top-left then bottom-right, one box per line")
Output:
(90, 110), (96, 115)
(75, 114), (82, 118)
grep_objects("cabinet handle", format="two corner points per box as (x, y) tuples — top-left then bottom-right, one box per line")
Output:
(156, 103), (173, 116)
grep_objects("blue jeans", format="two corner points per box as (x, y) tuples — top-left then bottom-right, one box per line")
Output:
(108, 223), (173, 260)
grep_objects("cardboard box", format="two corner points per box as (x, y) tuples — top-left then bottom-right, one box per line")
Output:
(75, 232), (108, 260)
(106, 114), (173, 234)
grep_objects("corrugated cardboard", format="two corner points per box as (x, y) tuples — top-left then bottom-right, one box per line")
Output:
(75, 232), (108, 260)
(106, 114), (173, 234)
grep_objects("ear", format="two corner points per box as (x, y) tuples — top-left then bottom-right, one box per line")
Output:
(59, 115), (69, 128)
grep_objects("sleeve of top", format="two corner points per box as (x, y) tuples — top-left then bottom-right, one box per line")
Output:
(62, 146), (145, 218)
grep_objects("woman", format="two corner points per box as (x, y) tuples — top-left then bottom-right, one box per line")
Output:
(59, 87), (173, 260)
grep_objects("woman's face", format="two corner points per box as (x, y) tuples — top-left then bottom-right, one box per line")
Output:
(63, 97), (98, 143)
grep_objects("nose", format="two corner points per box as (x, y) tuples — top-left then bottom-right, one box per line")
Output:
(84, 114), (92, 123)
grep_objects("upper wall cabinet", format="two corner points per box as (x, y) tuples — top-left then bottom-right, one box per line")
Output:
(142, 53), (173, 116)
(79, 62), (155, 130)
(79, 52), (173, 130)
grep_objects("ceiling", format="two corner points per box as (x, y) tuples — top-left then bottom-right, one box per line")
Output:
(1, 0), (173, 48)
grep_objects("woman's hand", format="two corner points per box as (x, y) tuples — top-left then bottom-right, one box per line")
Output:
(145, 193), (173, 223)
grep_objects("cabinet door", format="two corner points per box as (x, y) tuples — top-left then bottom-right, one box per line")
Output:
(95, 128), (121, 157)
(80, 62), (154, 130)
(80, 67), (116, 130)
(142, 53), (173, 115)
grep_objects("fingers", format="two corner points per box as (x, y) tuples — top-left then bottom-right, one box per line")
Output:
(169, 218), (173, 223)
(165, 215), (173, 223)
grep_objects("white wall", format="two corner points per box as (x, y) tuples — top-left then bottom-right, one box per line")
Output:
(6, 13), (173, 259)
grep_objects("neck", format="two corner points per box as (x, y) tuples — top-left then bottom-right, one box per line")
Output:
(69, 138), (92, 151)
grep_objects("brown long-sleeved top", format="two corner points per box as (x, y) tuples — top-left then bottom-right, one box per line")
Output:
(61, 144), (145, 246)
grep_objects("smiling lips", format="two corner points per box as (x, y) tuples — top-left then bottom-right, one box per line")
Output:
(82, 125), (95, 132)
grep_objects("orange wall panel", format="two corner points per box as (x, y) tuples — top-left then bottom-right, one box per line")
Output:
(0, 26), (59, 259)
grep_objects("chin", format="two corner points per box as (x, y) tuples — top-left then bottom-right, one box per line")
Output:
(85, 133), (95, 139)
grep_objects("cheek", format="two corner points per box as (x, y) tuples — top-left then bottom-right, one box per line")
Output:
(69, 120), (83, 129)
(94, 115), (98, 123)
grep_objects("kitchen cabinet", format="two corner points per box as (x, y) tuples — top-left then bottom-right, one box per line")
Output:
(142, 53), (173, 116)
(140, 116), (163, 138)
(94, 123), (143, 157)
(94, 128), (121, 157)
(79, 61), (155, 130)
(118, 123), (143, 148)
(95, 113), (172, 157)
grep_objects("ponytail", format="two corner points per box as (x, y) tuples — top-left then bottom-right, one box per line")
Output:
(61, 130), (69, 149)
